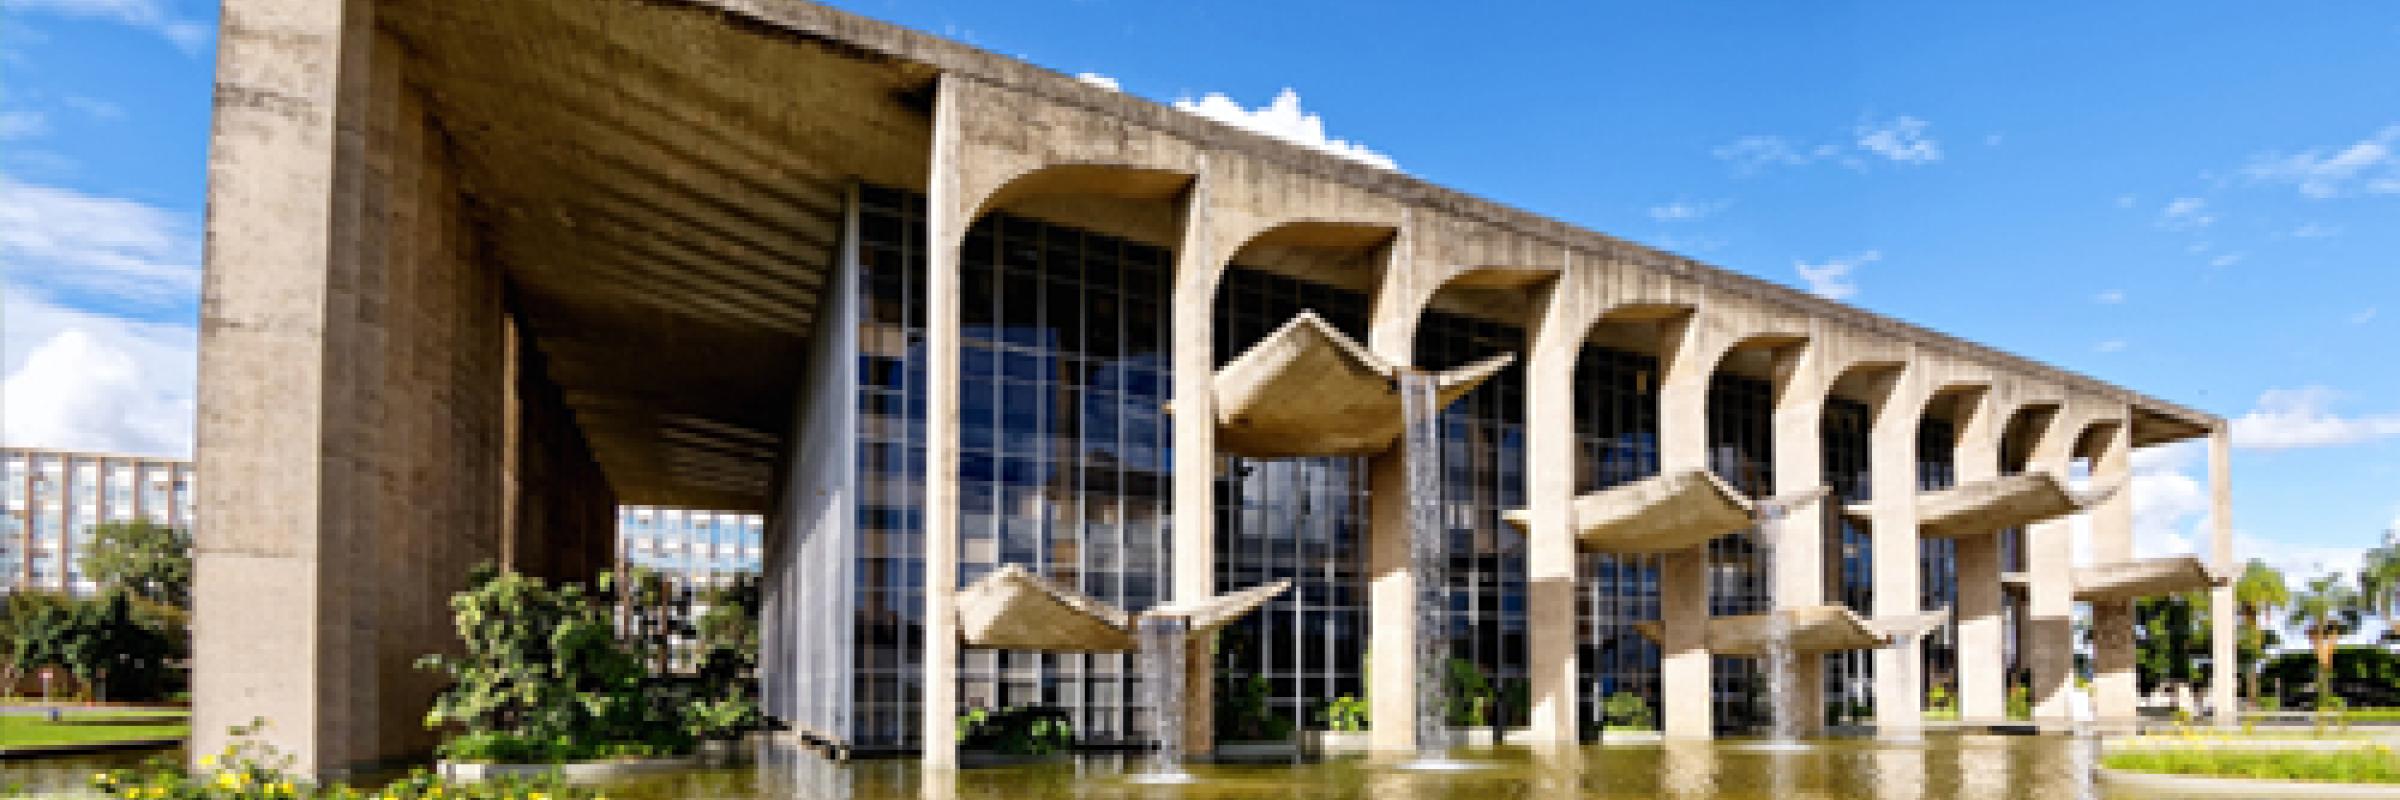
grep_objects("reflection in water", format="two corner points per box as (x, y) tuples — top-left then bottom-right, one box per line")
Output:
(5, 735), (2177, 800)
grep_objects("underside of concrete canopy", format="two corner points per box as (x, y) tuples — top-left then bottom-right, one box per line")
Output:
(1502, 469), (1756, 554)
(2074, 556), (2226, 602)
(1872, 608), (1953, 643)
(956, 564), (1292, 653)
(1634, 605), (1884, 656)
(1213, 312), (1514, 457)
(1838, 472), (2115, 538)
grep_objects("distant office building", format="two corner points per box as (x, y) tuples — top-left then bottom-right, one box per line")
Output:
(617, 505), (765, 589)
(2, 447), (196, 595)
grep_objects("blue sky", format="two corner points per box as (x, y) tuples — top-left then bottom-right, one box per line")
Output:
(2, 2), (2395, 591)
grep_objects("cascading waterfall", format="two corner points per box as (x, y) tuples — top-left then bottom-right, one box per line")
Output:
(1132, 615), (1195, 784)
(1757, 500), (1800, 746)
(1401, 372), (1470, 769)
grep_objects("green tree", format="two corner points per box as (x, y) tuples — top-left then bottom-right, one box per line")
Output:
(78, 520), (193, 608)
(2361, 536), (2400, 631)
(2288, 574), (2363, 709)
(2233, 559), (2290, 707)
(2134, 591), (2209, 699)
(418, 565), (673, 762)
(3, 589), (184, 701)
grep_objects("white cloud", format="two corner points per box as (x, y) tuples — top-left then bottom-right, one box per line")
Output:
(2230, 386), (2400, 450)
(2095, 339), (2128, 353)
(2, 292), (196, 457)
(2157, 196), (2216, 230)
(2291, 222), (2341, 239)
(2207, 252), (2243, 268)
(2351, 307), (2378, 325)
(1714, 136), (1815, 173)
(1647, 198), (1728, 222)
(1793, 250), (1880, 300)
(2114, 194), (2137, 209)
(2242, 124), (2400, 199)
(0, 110), (45, 139)
(2124, 441), (2366, 590)
(1173, 88), (1396, 171)
(1984, 133), (2004, 147)
(2095, 289), (2126, 304)
(1855, 114), (1943, 164)
(62, 95), (122, 119)
(0, 172), (200, 308)
(1073, 72), (1120, 92)
(0, 0), (210, 54)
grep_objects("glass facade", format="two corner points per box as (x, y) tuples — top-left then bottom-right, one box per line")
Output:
(1417, 309), (1528, 727)
(1212, 266), (1372, 733)
(850, 186), (931, 749)
(1916, 418), (1960, 707)
(1705, 374), (1776, 731)
(1573, 345), (1661, 734)
(1821, 397), (1875, 719)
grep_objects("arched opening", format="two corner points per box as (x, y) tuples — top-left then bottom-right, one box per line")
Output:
(1913, 385), (1988, 718)
(1817, 361), (1904, 724)
(1567, 304), (1686, 737)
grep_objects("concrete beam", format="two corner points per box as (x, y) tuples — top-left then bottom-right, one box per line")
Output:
(2209, 426), (2237, 724)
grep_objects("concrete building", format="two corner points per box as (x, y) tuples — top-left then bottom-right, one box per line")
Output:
(617, 506), (765, 590)
(2, 447), (195, 595)
(193, 0), (2237, 775)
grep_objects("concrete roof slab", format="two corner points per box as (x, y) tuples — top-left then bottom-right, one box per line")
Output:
(1634, 605), (1885, 656)
(1504, 469), (1756, 555)
(2074, 556), (2226, 602)
(1212, 311), (1512, 457)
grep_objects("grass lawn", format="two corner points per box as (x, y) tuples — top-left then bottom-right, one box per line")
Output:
(2105, 747), (2400, 784)
(0, 711), (189, 750)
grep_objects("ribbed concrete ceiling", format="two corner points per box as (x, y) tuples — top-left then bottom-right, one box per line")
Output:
(384, 0), (937, 509)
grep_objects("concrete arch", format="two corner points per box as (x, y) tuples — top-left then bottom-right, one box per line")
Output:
(961, 162), (1197, 233)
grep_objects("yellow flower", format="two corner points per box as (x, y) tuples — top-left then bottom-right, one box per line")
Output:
(279, 781), (297, 796)
(220, 772), (243, 790)
(201, 754), (218, 768)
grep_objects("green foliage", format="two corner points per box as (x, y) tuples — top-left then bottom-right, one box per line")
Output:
(1602, 691), (1654, 730)
(2134, 591), (2211, 697)
(2234, 559), (2291, 708)
(2103, 746), (2400, 785)
(2291, 574), (2367, 709)
(91, 721), (606, 799)
(1214, 674), (1292, 741)
(417, 565), (687, 762)
(685, 577), (761, 741)
(80, 520), (193, 609)
(1925, 684), (1955, 713)
(956, 706), (1075, 755)
(2262, 646), (2400, 708)
(2007, 684), (2032, 720)
(3, 588), (186, 701)
(1318, 695), (1369, 732)
(1444, 658), (1491, 727)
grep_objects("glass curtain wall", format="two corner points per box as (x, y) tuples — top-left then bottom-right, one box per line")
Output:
(1573, 345), (1660, 736)
(1416, 309), (1529, 729)
(1917, 418), (1960, 711)
(1212, 266), (1372, 735)
(846, 185), (1176, 749)
(1706, 374), (1775, 731)
(1821, 397), (1874, 721)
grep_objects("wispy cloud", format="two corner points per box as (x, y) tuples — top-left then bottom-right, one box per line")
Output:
(0, 0), (211, 55)
(0, 172), (201, 309)
(2095, 289), (2126, 304)
(0, 110), (45, 139)
(2157, 196), (2216, 230)
(2, 291), (196, 457)
(2095, 339), (2128, 353)
(2208, 252), (2244, 268)
(1793, 250), (1881, 300)
(1855, 114), (1943, 164)
(2128, 441), (2371, 590)
(2230, 386), (2400, 450)
(2242, 124), (2400, 198)
(2352, 307), (2379, 325)
(1174, 88), (1396, 171)
(1647, 198), (1728, 222)
(2290, 222), (2341, 239)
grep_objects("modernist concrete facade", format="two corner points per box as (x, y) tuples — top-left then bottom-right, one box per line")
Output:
(194, 0), (2237, 775)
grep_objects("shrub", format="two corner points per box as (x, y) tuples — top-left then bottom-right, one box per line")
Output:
(1319, 695), (1369, 733)
(1215, 674), (1291, 741)
(2104, 746), (2400, 785)
(957, 706), (1075, 755)
(92, 721), (606, 799)
(1603, 692), (1654, 730)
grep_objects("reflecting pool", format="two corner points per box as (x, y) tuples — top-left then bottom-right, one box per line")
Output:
(6, 734), (2181, 799)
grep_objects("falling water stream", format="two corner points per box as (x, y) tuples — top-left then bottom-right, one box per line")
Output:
(1132, 615), (1194, 784)
(1399, 372), (1474, 771)
(1756, 498), (1802, 748)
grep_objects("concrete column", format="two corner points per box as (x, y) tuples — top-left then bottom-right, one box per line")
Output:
(2024, 414), (2078, 725)
(1954, 393), (2006, 722)
(2089, 417), (2137, 724)
(1770, 344), (1826, 736)
(1656, 322), (1711, 739)
(2208, 426), (2238, 724)
(1521, 276), (1583, 745)
(1364, 226), (1421, 752)
(1168, 170), (1217, 755)
(919, 75), (965, 770)
(1868, 367), (1924, 738)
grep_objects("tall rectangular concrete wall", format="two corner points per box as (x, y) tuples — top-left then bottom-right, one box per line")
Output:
(502, 318), (619, 586)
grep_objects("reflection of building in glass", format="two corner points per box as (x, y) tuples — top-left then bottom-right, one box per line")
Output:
(2, 448), (195, 596)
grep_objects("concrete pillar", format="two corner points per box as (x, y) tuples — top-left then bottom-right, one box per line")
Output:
(2024, 413), (2078, 725)
(1953, 393), (2006, 722)
(2089, 417), (2137, 724)
(1521, 274), (1583, 745)
(1770, 343), (1826, 736)
(1364, 227), (1422, 752)
(919, 75), (965, 771)
(1656, 322), (1711, 739)
(2208, 426), (2238, 724)
(1168, 170), (1218, 755)
(1868, 367), (1923, 738)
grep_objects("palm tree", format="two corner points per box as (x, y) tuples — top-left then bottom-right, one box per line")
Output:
(2287, 574), (2362, 709)
(2361, 535), (2400, 631)
(2232, 560), (2289, 707)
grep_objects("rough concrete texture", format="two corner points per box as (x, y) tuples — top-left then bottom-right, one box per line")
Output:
(954, 564), (1291, 652)
(1633, 605), (1885, 657)
(2073, 556), (2225, 602)
(1840, 471), (2105, 539)
(1213, 311), (1514, 457)
(1499, 469), (1755, 555)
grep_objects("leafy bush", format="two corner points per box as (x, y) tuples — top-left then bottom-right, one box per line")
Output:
(1602, 691), (1654, 730)
(417, 565), (689, 762)
(1215, 674), (1291, 741)
(4, 588), (186, 701)
(957, 706), (1075, 755)
(92, 721), (606, 799)
(1445, 659), (1491, 727)
(1319, 695), (1369, 732)
(2104, 746), (2400, 784)
(2007, 685), (2033, 720)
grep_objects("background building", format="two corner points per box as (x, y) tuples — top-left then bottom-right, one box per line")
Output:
(1, 447), (195, 595)
(617, 505), (765, 590)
